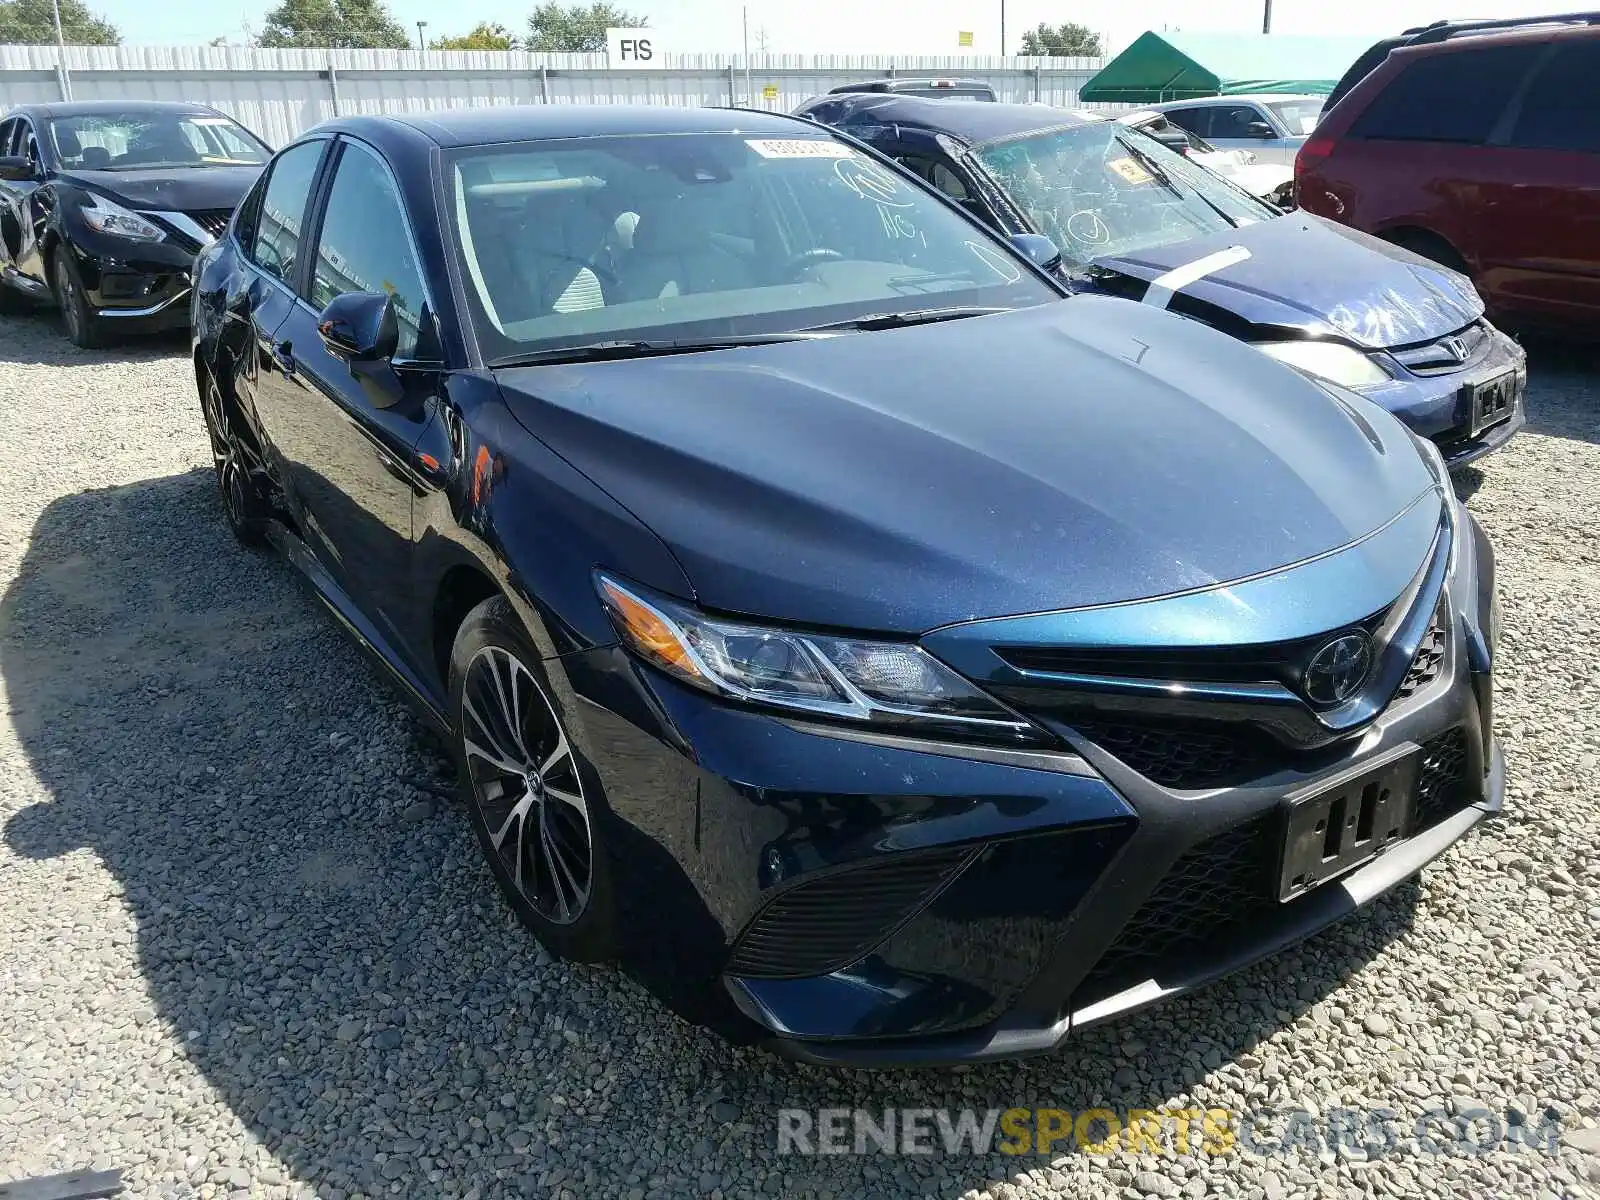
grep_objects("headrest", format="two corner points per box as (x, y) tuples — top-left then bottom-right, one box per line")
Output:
(629, 206), (706, 256)
(55, 127), (81, 156)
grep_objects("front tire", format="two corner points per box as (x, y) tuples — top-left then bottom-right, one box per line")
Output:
(199, 366), (269, 546)
(448, 596), (618, 962)
(51, 249), (107, 349)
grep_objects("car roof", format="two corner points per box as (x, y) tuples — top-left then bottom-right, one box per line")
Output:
(333, 104), (818, 148)
(811, 95), (1101, 144)
(1156, 93), (1325, 107)
(7, 100), (226, 120)
(828, 78), (994, 93)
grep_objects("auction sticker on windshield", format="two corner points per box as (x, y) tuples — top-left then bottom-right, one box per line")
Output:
(1107, 156), (1155, 186)
(746, 139), (854, 159)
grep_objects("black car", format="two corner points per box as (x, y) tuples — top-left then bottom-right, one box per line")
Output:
(821, 77), (997, 101)
(0, 100), (270, 347)
(191, 104), (1499, 1065)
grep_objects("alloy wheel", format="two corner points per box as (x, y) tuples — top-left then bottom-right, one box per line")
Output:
(460, 645), (593, 925)
(54, 255), (82, 343)
(203, 376), (250, 530)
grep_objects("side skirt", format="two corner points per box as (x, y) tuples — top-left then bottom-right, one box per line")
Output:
(265, 520), (451, 734)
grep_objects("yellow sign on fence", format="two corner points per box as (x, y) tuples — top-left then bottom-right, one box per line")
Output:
(762, 84), (779, 100)
(958, 30), (974, 46)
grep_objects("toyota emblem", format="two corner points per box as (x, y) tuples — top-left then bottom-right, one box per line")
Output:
(1302, 632), (1374, 705)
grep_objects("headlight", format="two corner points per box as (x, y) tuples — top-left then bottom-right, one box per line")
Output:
(1255, 340), (1391, 388)
(597, 574), (1044, 744)
(80, 196), (165, 242)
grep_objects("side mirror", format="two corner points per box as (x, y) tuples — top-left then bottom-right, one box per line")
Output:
(317, 291), (398, 363)
(1009, 232), (1063, 273)
(1148, 127), (1191, 156)
(0, 155), (36, 182)
(1244, 121), (1276, 139)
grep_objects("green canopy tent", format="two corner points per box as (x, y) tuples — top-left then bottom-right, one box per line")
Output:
(1078, 31), (1374, 103)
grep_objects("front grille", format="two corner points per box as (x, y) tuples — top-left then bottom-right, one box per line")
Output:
(1391, 322), (1493, 376)
(996, 610), (1388, 688)
(726, 847), (977, 979)
(1078, 729), (1474, 995)
(188, 209), (233, 239)
(1414, 728), (1471, 830)
(1068, 718), (1284, 790)
(1395, 608), (1448, 702)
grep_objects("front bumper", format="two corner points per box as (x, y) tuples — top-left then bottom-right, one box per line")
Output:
(64, 234), (198, 333)
(1356, 327), (1526, 469)
(559, 507), (1501, 1068)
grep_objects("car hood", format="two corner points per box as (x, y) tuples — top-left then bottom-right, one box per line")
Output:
(496, 296), (1437, 634)
(1216, 161), (1293, 196)
(55, 165), (261, 212)
(1089, 213), (1484, 349)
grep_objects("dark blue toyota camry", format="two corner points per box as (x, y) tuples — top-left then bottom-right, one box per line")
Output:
(191, 104), (1503, 1066)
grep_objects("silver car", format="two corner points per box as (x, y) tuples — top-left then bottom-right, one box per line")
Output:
(1151, 93), (1325, 166)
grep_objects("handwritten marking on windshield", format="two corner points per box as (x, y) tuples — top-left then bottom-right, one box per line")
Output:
(834, 158), (914, 208)
(1141, 245), (1252, 311)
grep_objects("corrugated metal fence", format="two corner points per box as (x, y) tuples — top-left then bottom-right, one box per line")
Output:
(0, 45), (1114, 148)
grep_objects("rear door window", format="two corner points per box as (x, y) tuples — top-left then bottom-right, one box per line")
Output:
(1208, 105), (1268, 139)
(1349, 44), (1543, 144)
(1509, 41), (1600, 153)
(1163, 107), (1213, 138)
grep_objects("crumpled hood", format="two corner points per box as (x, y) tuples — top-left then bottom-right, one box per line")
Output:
(496, 295), (1437, 634)
(57, 165), (261, 212)
(1091, 213), (1484, 349)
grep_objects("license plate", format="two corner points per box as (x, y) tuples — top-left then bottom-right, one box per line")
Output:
(1464, 369), (1521, 438)
(1278, 750), (1419, 901)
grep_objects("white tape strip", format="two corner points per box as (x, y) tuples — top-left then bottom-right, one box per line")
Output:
(1141, 244), (1253, 310)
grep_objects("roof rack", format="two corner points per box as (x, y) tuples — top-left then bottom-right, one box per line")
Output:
(1400, 11), (1600, 44)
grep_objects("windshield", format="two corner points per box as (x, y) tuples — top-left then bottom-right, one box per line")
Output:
(1266, 100), (1324, 137)
(447, 132), (1057, 360)
(972, 122), (1275, 269)
(49, 112), (268, 171)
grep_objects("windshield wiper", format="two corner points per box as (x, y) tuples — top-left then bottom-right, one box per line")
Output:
(1115, 135), (1240, 229)
(802, 306), (1010, 332)
(488, 332), (831, 368)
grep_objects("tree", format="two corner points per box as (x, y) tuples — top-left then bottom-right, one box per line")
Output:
(1018, 22), (1102, 57)
(257, 0), (412, 49)
(433, 21), (518, 50)
(525, 2), (647, 53)
(0, 0), (120, 45)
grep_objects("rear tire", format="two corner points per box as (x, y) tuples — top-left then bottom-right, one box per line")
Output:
(448, 595), (619, 963)
(51, 249), (108, 349)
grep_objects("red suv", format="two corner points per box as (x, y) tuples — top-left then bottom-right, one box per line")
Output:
(1297, 15), (1600, 336)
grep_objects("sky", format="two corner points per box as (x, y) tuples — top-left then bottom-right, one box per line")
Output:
(93, 0), (1566, 55)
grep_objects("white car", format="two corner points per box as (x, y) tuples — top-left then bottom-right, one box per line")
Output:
(1119, 109), (1294, 208)
(1149, 93), (1326, 167)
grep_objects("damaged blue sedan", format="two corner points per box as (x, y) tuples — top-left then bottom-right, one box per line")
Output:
(191, 105), (1503, 1066)
(796, 94), (1526, 468)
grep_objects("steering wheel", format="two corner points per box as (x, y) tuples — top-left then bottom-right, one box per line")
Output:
(780, 247), (845, 280)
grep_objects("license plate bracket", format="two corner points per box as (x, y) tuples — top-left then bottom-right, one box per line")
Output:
(1464, 368), (1521, 438)
(1278, 750), (1419, 902)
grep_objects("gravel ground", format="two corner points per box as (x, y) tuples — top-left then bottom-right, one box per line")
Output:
(0, 310), (1598, 1200)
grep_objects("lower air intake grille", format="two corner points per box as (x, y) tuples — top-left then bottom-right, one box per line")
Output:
(1069, 719), (1282, 789)
(1081, 814), (1278, 993)
(727, 847), (977, 979)
(1079, 729), (1475, 995)
(1414, 728), (1471, 831)
(1396, 610), (1448, 702)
